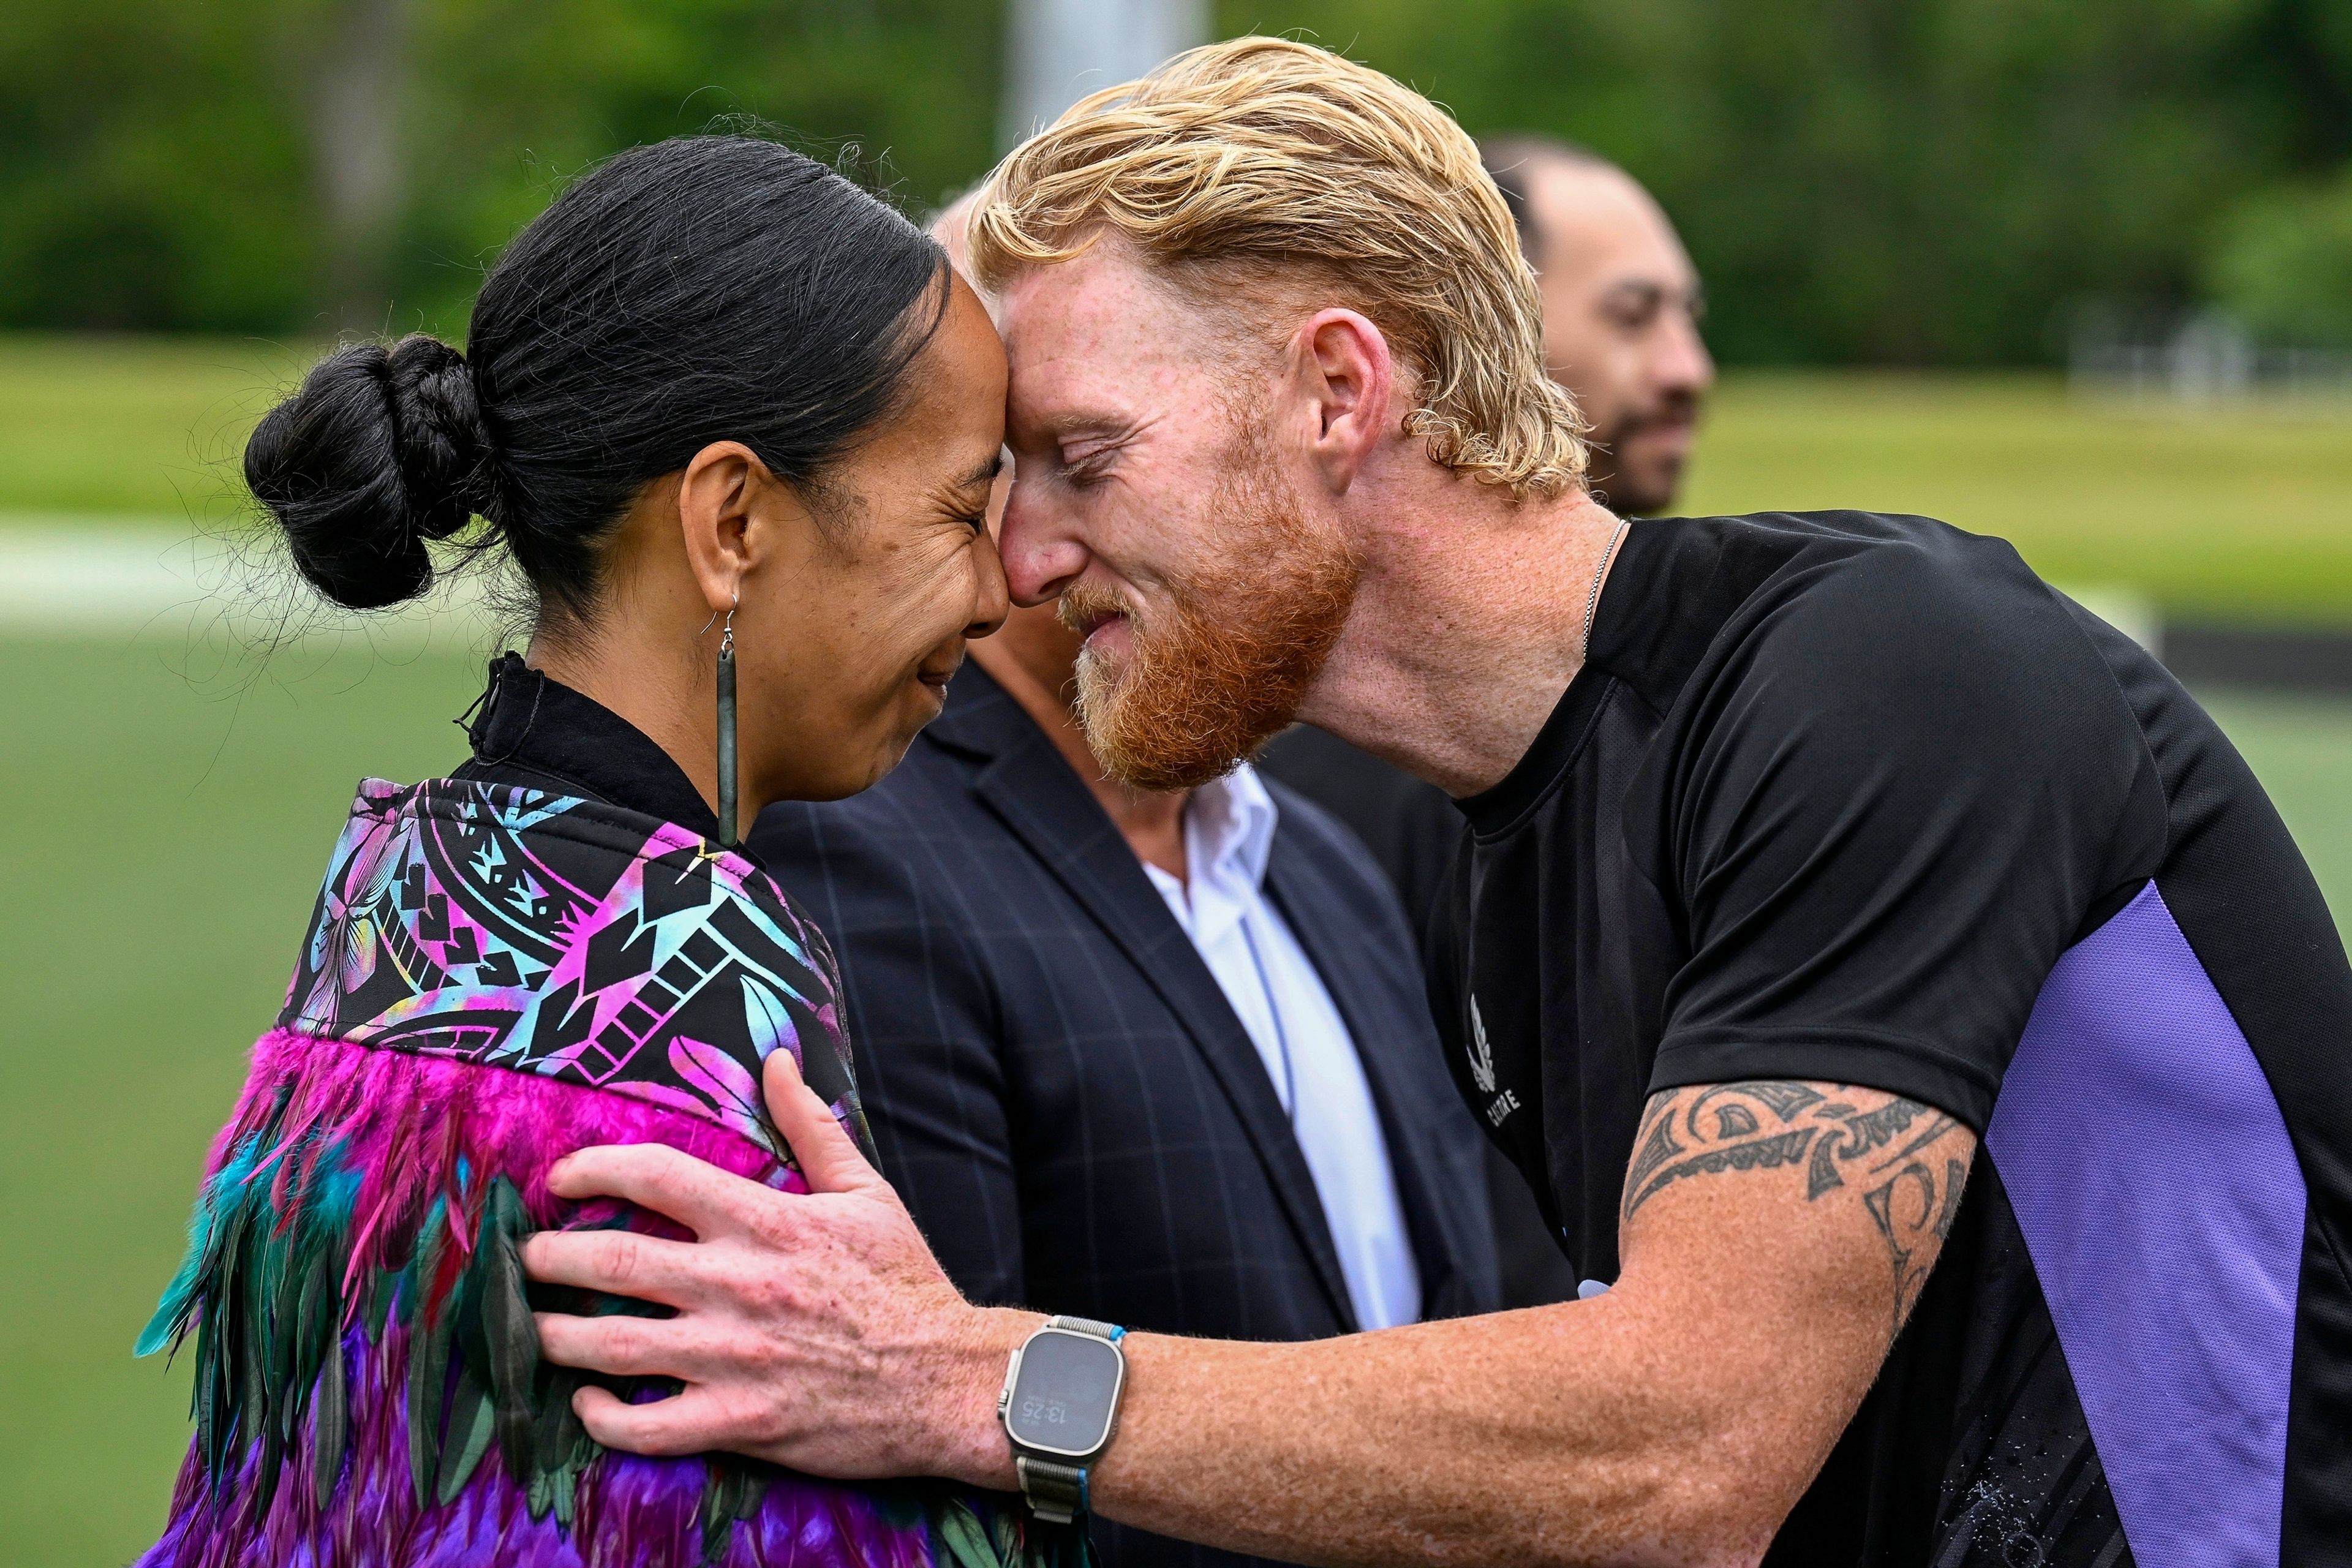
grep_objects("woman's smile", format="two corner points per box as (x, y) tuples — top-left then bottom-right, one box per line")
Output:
(916, 647), (964, 700)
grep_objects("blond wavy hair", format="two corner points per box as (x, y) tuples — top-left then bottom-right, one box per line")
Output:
(967, 36), (1588, 497)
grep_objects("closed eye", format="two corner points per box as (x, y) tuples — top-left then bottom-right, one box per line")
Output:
(943, 450), (1003, 533)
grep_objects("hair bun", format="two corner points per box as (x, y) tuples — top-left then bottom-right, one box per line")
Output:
(244, 334), (499, 610)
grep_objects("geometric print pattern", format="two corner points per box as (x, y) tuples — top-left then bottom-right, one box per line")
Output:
(279, 777), (871, 1162)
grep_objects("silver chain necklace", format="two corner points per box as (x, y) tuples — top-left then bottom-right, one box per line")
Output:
(1583, 519), (1630, 652)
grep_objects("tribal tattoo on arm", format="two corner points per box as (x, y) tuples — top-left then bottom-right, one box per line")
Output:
(1620, 1081), (1975, 1340)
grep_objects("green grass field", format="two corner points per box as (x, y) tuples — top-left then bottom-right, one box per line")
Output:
(0, 336), (302, 522)
(4, 337), (2351, 1564)
(1681, 373), (2352, 624)
(0, 637), (483, 1566)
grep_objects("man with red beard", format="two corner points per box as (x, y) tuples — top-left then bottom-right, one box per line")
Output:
(529, 38), (2352, 1568)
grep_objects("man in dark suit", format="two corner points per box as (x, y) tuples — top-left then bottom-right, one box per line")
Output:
(745, 200), (1501, 1568)
(750, 595), (1501, 1568)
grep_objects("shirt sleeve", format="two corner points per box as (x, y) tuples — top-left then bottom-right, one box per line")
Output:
(1646, 544), (2162, 1130)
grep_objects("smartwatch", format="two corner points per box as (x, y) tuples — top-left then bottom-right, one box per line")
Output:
(997, 1315), (1128, 1525)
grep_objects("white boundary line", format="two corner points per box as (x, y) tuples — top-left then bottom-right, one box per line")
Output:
(0, 519), (499, 649)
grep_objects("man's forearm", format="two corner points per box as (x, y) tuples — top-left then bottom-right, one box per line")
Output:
(527, 1065), (1945, 1567)
(943, 1296), (1804, 1568)
(934, 1090), (1970, 1565)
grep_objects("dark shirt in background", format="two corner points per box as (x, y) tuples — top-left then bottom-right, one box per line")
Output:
(1257, 725), (1581, 1308)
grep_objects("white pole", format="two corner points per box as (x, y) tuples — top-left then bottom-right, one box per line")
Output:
(1001, 0), (1211, 149)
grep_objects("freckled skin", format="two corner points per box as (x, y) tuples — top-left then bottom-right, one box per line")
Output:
(992, 246), (1243, 659)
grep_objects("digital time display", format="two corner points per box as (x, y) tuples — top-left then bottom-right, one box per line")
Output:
(1005, 1329), (1123, 1457)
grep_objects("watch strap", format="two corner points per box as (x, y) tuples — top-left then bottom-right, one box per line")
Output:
(1046, 1313), (1123, 1341)
(1014, 1455), (1089, 1526)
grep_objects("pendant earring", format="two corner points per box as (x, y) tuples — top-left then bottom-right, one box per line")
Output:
(715, 595), (739, 848)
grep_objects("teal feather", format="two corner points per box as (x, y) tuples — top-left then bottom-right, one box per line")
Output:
(293, 1241), (336, 1434)
(526, 1364), (584, 1524)
(867, 1480), (929, 1532)
(696, 1461), (761, 1566)
(551, 1460), (578, 1531)
(190, 1308), (221, 1485)
(480, 1178), (540, 1479)
(135, 1186), (215, 1360)
(527, 1361), (597, 1528)
(404, 1212), (447, 1510)
(434, 1237), (497, 1501)
(935, 1498), (997, 1568)
(313, 1324), (346, 1510)
(364, 1263), (394, 1344)
(435, 1369), (496, 1504)
(253, 1213), (304, 1517)
(209, 1193), (255, 1488)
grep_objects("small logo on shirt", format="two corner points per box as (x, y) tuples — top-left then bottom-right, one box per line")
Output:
(1468, 996), (1521, 1127)
(1468, 995), (1499, 1094)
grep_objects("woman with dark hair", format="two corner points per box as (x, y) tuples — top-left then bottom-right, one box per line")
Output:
(135, 136), (1055, 1567)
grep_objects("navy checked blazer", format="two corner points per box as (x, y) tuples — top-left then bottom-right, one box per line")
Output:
(750, 663), (1502, 1568)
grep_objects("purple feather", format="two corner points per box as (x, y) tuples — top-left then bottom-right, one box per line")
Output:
(136, 1031), (1028, 1567)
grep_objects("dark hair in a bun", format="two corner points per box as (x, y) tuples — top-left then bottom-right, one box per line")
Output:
(246, 135), (949, 619)
(246, 336), (494, 609)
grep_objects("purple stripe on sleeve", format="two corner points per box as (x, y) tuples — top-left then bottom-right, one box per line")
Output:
(1988, 880), (2304, 1568)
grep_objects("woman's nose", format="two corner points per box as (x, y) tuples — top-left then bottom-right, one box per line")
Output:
(965, 528), (1011, 639)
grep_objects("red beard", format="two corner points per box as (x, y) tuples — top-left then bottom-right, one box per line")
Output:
(1061, 432), (1358, 791)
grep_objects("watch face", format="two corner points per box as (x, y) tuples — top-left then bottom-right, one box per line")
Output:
(1005, 1329), (1123, 1458)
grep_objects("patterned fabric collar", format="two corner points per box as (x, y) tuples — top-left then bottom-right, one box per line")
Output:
(279, 777), (867, 1161)
(454, 653), (721, 841)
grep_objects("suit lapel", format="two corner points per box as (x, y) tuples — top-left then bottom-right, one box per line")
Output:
(1264, 838), (1470, 1322)
(933, 668), (1360, 1330)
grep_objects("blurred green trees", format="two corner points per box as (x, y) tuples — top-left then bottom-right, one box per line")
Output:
(2211, 170), (2352, 349)
(1, 0), (2345, 361)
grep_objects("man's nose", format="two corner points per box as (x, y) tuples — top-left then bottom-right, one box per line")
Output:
(997, 477), (1091, 608)
(1653, 310), (1715, 399)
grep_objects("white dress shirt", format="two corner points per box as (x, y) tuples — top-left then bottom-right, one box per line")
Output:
(1140, 763), (1423, 1331)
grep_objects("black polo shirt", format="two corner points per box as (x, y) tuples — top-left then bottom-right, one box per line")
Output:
(1429, 511), (2352, 1566)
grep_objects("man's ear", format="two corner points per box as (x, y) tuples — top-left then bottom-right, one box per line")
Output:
(676, 440), (807, 612)
(1290, 309), (1396, 496)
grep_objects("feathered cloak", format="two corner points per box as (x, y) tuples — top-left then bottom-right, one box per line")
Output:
(138, 777), (1069, 1568)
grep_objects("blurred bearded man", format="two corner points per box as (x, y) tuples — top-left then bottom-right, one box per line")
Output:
(531, 37), (2352, 1568)
(1480, 135), (1714, 516)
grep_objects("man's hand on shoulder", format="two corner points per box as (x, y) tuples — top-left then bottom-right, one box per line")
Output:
(520, 1052), (1033, 1488)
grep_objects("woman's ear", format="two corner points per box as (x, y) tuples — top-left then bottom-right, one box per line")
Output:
(676, 440), (806, 612)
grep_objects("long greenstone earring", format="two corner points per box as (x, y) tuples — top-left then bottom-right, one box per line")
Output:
(716, 595), (739, 848)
